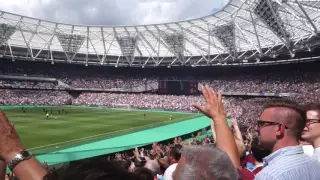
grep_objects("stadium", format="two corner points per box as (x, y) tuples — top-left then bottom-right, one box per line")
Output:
(0, 0), (320, 179)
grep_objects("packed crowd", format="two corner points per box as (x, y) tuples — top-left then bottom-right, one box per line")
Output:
(0, 80), (59, 90)
(59, 76), (158, 89)
(1, 59), (319, 93)
(0, 90), (72, 106)
(199, 71), (320, 93)
(1, 72), (319, 93)
(1, 60), (320, 180)
(1, 86), (320, 180)
(2, 89), (319, 130)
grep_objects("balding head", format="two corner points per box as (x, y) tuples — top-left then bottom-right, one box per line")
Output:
(173, 145), (238, 180)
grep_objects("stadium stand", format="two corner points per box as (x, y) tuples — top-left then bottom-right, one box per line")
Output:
(0, 60), (319, 180)
(1, 0), (320, 179)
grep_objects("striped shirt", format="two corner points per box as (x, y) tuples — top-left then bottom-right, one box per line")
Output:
(255, 146), (320, 180)
(314, 147), (320, 162)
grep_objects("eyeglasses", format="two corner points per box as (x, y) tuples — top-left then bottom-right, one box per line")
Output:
(256, 120), (288, 129)
(306, 119), (320, 126)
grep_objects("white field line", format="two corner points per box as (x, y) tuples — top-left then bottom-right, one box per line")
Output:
(28, 114), (199, 151)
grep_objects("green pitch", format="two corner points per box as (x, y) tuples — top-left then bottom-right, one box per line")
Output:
(2, 107), (198, 153)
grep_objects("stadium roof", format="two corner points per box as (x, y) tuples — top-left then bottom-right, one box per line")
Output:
(1, 0), (320, 67)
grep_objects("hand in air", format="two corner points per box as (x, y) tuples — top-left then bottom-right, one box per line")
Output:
(193, 85), (226, 120)
(0, 110), (24, 162)
(231, 118), (238, 127)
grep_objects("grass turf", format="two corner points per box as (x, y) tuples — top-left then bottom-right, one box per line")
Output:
(2, 107), (198, 153)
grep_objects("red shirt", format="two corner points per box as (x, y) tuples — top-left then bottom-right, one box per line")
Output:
(241, 153), (255, 168)
(238, 168), (254, 180)
(238, 166), (263, 180)
(252, 166), (262, 175)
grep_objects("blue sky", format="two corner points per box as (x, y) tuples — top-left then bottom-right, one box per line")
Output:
(0, 0), (229, 25)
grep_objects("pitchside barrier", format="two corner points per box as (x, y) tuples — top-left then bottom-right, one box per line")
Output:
(1, 105), (212, 168)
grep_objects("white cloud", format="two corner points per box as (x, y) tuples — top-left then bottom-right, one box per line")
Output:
(0, 0), (229, 25)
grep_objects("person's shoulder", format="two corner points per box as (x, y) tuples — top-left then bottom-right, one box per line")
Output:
(238, 168), (254, 180)
(314, 147), (320, 161)
(164, 163), (178, 174)
(254, 170), (276, 180)
(163, 164), (178, 180)
(167, 163), (178, 170)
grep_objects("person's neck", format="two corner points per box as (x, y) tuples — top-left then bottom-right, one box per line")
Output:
(254, 160), (263, 167)
(313, 137), (320, 148)
(272, 139), (299, 152)
(170, 160), (178, 165)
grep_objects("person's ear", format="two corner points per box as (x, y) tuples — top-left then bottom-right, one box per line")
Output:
(275, 124), (285, 138)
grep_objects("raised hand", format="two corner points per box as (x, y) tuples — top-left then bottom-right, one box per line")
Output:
(231, 118), (238, 127)
(115, 153), (122, 160)
(42, 162), (49, 170)
(193, 85), (226, 120)
(0, 110), (24, 162)
(133, 147), (140, 157)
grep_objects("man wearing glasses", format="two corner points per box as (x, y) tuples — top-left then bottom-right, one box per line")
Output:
(255, 100), (320, 180)
(301, 104), (320, 162)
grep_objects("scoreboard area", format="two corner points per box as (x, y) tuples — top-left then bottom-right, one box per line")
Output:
(158, 80), (199, 95)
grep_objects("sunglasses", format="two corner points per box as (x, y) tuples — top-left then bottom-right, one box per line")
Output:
(306, 119), (320, 126)
(256, 120), (288, 129)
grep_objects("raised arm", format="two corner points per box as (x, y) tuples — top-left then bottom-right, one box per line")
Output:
(193, 86), (240, 168)
(210, 121), (216, 143)
(231, 118), (243, 142)
(0, 110), (47, 180)
(0, 161), (5, 180)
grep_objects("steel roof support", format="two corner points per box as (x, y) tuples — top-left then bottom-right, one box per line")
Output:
(124, 27), (141, 65)
(19, 25), (35, 60)
(265, 0), (292, 49)
(266, 1), (314, 34)
(290, 1), (320, 13)
(234, 22), (260, 53)
(103, 34), (115, 64)
(89, 37), (102, 64)
(292, 0), (318, 33)
(86, 27), (89, 65)
(185, 22), (224, 51)
(113, 27), (120, 66)
(7, 43), (15, 61)
(153, 25), (178, 56)
(34, 34), (54, 59)
(101, 27), (107, 64)
(164, 24), (192, 56)
(134, 28), (157, 65)
(249, 11), (263, 54)
(135, 27), (157, 55)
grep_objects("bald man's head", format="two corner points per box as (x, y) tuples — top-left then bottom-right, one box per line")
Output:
(263, 99), (306, 139)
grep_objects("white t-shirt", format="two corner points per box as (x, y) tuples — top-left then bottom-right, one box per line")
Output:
(314, 147), (320, 162)
(302, 145), (315, 157)
(163, 163), (178, 180)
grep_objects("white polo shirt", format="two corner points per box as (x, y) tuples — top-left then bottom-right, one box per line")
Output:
(163, 163), (178, 180)
(302, 145), (314, 157)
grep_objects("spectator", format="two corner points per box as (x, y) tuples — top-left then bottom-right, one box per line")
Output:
(172, 145), (238, 180)
(162, 147), (181, 180)
(0, 110), (47, 180)
(133, 168), (155, 180)
(301, 103), (320, 161)
(300, 140), (315, 157)
(194, 86), (240, 168)
(144, 160), (160, 178)
(255, 100), (320, 180)
(241, 136), (270, 180)
(44, 158), (138, 180)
